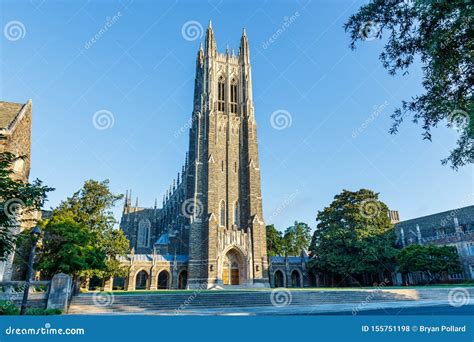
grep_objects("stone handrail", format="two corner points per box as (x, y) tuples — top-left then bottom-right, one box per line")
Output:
(0, 281), (51, 295)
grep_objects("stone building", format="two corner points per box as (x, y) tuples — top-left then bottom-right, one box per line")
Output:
(268, 251), (315, 288)
(394, 205), (474, 281)
(119, 23), (270, 290)
(0, 99), (33, 281)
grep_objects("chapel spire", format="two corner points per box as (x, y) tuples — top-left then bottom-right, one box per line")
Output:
(239, 27), (250, 64)
(205, 20), (217, 57)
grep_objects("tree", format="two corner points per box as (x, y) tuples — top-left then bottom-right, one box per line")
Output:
(38, 180), (129, 279)
(266, 225), (284, 256)
(282, 221), (312, 255)
(309, 189), (398, 285)
(345, 0), (473, 169)
(397, 244), (462, 277)
(52, 179), (122, 235)
(0, 152), (53, 261)
(37, 217), (105, 279)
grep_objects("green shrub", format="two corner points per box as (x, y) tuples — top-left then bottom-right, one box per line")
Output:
(26, 308), (62, 315)
(0, 300), (20, 315)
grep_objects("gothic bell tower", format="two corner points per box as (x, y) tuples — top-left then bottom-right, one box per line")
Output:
(185, 22), (269, 288)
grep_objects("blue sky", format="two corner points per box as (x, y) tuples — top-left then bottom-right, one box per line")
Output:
(1, 0), (472, 231)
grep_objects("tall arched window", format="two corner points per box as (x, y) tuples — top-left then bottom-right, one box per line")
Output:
(138, 219), (151, 247)
(230, 78), (238, 114)
(218, 76), (225, 112)
(233, 201), (239, 226)
(220, 200), (226, 227)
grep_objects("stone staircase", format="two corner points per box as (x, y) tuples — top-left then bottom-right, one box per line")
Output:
(67, 288), (474, 315)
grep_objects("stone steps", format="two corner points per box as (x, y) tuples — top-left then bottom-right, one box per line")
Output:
(68, 288), (474, 314)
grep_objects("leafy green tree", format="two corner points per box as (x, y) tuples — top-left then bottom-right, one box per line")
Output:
(345, 0), (473, 169)
(283, 221), (312, 255)
(52, 179), (122, 235)
(266, 224), (284, 256)
(397, 244), (462, 277)
(309, 189), (398, 284)
(38, 180), (129, 279)
(37, 217), (105, 279)
(0, 152), (53, 260)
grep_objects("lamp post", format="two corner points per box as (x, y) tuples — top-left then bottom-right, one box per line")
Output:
(20, 226), (41, 315)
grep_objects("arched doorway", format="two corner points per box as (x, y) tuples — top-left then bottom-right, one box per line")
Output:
(291, 270), (301, 287)
(178, 270), (188, 289)
(157, 270), (169, 289)
(222, 248), (245, 285)
(135, 270), (148, 290)
(274, 270), (284, 288)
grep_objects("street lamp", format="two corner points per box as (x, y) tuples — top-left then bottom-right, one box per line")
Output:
(20, 226), (41, 315)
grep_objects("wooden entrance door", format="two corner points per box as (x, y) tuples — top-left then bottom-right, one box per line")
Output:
(223, 268), (229, 285)
(231, 269), (239, 285)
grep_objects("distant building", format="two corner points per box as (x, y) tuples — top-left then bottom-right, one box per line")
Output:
(395, 205), (474, 280)
(0, 100), (34, 281)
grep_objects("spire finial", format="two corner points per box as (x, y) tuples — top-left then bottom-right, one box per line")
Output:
(208, 19), (212, 29)
(242, 27), (246, 36)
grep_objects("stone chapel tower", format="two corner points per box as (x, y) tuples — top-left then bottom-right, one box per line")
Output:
(185, 22), (269, 288)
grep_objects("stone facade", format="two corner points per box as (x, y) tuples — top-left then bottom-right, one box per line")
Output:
(394, 205), (474, 280)
(0, 100), (34, 281)
(0, 100), (32, 182)
(120, 23), (269, 289)
(268, 252), (315, 288)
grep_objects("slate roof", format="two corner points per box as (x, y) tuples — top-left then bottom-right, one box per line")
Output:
(395, 205), (474, 239)
(117, 254), (188, 262)
(269, 256), (308, 264)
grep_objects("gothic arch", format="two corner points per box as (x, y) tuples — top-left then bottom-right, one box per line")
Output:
(135, 269), (149, 290)
(157, 269), (170, 289)
(230, 77), (238, 114)
(290, 269), (303, 288)
(273, 269), (285, 288)
(221, 247), (247, 285)
(178, 270), (188, 289)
